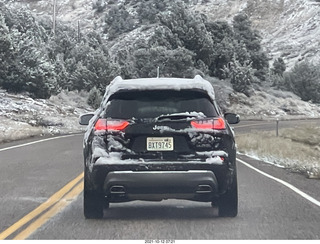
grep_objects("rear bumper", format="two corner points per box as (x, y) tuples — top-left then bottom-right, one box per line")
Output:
(85, 155), (236, 201)
(103, 170), (218, 202)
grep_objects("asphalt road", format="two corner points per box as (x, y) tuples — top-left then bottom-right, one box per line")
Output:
(0, 120), (320, 240)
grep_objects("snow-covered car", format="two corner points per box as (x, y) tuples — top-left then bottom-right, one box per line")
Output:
(79, 75), (240, 219)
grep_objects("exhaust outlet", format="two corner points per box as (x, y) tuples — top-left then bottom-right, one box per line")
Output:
(110, 185), (126, 194)
(196, 185), (212, 193)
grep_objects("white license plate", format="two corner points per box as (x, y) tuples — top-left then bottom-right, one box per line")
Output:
(147, 137), (174, 151)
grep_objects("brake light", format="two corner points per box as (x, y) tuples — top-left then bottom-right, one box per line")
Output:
(191, 117), (226, 130)
(95, 119), (107, 131)
(94, 119), (129, 131)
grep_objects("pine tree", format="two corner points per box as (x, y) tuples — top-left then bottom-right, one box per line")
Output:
(68, 32), (119, 91)
(272, 57), (286, 77)
(87, 86), (102, 109)
(0, 6), (57, 98)
(10, 29), (57, 98)
(0, 13), (13, 88)
(223, 57), (255, 97)
(133, 46), (195, 78)
(284, 61), (320, 103)
(104, 5), (135, 40)
(157, 0), (212, 62)
(233, 13), (269, 80)
(93, 0), (106, 13)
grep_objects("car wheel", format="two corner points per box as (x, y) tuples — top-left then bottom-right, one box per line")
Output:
(83, 190), (104, 219)
(217, 174), (238, 217)
(83, 176), (104, 219)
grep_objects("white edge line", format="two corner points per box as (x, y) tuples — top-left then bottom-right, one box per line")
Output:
(0, 134), (78, 152)
(237, 158), (320, 208)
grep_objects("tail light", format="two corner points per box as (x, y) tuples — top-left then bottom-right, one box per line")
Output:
(191, 117), (226, 130)
(94, 119), (129, 132)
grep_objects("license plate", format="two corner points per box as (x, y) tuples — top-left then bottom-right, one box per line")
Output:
(147, 137), (174, 151)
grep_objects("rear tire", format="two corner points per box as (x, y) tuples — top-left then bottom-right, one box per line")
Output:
(217, 174), (238, 217)
(83, 165), (105, 219)
(84, 190), (104, 219)
(83, 173), (104, 219)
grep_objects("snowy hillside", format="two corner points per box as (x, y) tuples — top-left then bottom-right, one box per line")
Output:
(193, 0), (320, 68)
(210, 77), (320, 119)
(0, 89), (92, 143)
(1, 0), (320, 143)
(15, 0), (320, 68)
(1, 83), (319, 143)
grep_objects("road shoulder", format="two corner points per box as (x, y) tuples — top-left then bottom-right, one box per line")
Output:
(237, 154), (320, 204)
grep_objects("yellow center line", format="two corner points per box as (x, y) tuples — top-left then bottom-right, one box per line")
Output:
(13, 181), (84, 240)
(0, 172), (84, 240)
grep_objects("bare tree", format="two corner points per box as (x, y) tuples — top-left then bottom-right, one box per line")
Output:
(52, 0), (57, 37)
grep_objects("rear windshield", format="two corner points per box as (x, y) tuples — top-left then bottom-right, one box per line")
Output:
(104, 90), (218, 119)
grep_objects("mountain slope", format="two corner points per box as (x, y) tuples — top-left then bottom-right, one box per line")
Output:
(2, 0), (320, 122)
(193, 0), (320, 68)
(15, 0), (320, 68)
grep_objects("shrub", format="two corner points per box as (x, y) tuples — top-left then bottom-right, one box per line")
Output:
(223, 58), (255, 97)
(272, 57), (286, 77)
(284, 61), (320, 103)
(87, 87), (102, 109)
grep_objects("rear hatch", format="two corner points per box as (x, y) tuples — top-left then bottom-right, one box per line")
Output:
(99, 90), (226, 161)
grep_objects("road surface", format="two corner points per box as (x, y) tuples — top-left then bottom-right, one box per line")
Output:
(0, 120), (319, 240)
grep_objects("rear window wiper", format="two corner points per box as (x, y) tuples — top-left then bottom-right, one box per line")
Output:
(155, 112), (205, 122)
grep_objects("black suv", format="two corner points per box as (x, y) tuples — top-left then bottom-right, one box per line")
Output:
(80, 75), (240, 219)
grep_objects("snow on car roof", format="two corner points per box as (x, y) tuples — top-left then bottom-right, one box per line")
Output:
(103, 75), (215, 103)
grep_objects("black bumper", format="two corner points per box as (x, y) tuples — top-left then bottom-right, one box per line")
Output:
(86, 160), (235, 202)
(103, 170), (218, 202)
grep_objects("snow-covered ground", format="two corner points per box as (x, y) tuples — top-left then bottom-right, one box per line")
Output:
(227, 89), (320, 120)
(210, 78), (320, 120)
(0, 89), (93, 143)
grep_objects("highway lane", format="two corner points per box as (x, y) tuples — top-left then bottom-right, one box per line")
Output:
(0, 120), (319, 239)
(28, 157), (320, 240)
(0, 134), (84, 239)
